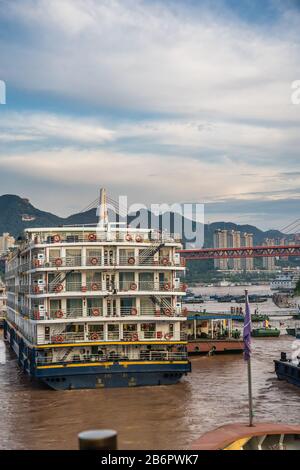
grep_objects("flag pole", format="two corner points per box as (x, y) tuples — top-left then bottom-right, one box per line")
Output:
(247, 350), (254, 427)
(244, 289), (254, 427)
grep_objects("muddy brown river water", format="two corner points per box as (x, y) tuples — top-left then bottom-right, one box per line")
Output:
(0, 333), (299, 450)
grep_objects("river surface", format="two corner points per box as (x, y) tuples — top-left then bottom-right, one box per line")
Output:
(0, 331), (299, 450)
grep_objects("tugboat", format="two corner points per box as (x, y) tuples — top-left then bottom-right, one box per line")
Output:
(251, 328), (280, 338)
(274, 351), (300, 388)
(251, 320), (280, 338)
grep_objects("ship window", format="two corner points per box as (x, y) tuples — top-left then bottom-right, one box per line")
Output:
(107, 324), (120, 340)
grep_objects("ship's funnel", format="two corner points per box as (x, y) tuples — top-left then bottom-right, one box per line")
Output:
(97, 188), (109, 229)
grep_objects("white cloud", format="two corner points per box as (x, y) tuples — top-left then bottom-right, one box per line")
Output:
(0, 0), (299, 227)
(0, 113), (114, 143)
(0, 0), (299, 122)
(1, 146), (298, 205)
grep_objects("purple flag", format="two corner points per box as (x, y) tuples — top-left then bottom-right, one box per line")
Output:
(243, 292), (252, 361)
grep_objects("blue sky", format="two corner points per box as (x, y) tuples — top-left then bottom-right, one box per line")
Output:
(0, 0), (299, 230)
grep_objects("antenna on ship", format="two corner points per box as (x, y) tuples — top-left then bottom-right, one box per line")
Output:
(97, 188), (109, 229)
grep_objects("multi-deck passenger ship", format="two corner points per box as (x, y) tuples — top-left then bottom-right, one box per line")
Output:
(4, 190), (191, 389)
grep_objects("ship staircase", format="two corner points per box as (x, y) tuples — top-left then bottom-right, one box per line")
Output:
(139, 242), (165, 265)
(48, 270), (75, 293)
(150, 295), (174, 315)
(56, 347), (74, 363)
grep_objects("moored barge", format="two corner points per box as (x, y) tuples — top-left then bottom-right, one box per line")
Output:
(183, 312), (244, 354)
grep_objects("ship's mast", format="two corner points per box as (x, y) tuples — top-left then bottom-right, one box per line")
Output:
(97, 188), (109, 229)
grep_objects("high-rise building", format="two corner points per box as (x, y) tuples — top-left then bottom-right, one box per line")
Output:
(213, 229), (228, 270)
(241, 232), (254, 271)
(262, 238), (276, 271)
(0, 233), (15, 255)
(228, 230), (241, 270)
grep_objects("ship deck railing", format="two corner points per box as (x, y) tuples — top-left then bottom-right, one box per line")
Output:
(26, 256), (182, 269)
(29, 281), (186, 295)
(35, 351), (188, 366)
(37, 330), (186, 345)
(6, 304), (186, 320)
(28, 231), (181, 246)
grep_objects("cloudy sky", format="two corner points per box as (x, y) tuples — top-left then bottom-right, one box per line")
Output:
(0, 0), (299, 230)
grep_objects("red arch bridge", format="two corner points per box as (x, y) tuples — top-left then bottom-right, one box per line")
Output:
(178, 244), (300, 260)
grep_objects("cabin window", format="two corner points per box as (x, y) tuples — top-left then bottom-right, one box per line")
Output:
(107, 324), (120, 340)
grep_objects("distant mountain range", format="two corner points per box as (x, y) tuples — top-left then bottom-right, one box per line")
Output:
(0, 194), (287, 248)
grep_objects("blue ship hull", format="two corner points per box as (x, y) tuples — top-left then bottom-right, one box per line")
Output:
(35, 363), (191, 390)
(274, 360), (300, 388)
(4, 321), (191, 390)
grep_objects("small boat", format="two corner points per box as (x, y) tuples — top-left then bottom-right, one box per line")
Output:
(251, 328), (280, 338)
(274, 352), (300, 388)
(286, 327), (300, 339)
(190, 423), (300, 450)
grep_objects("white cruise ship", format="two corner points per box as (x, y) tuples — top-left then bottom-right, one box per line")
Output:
(4, 189), (191, 389)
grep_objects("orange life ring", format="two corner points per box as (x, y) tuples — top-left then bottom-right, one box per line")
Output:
(181, 283), (187, 292)
(55, 258), (63, 267)
(132, 333), (139, 341)
(163, 282), (171, 291)
(182, 307), (188, 314)
(88, 233), (97, 241)
(91, 283), (99, 291)
(53, 234), (61, 243)
(128, 257), (135, 265)
(90, 332), (99, 340)
(162, 257), (169, 265)
(164, 333), (173, 340)
(131, 307), (138, 315)
(33, 285), (40, 294)
(54, 283), (63, 293)
(34, 259), (40, 267)
(164, 308), (172, 316)
(55, 310), (64, 318)
(130, 282), (137, 291)
(135, 235), (143, 242)
(92, 308), (100, 316)
(89, 257), (98, 265)
(55, 335), (64, 343)
(125, 233), (133, 241)
(81, 286), (87, 292)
